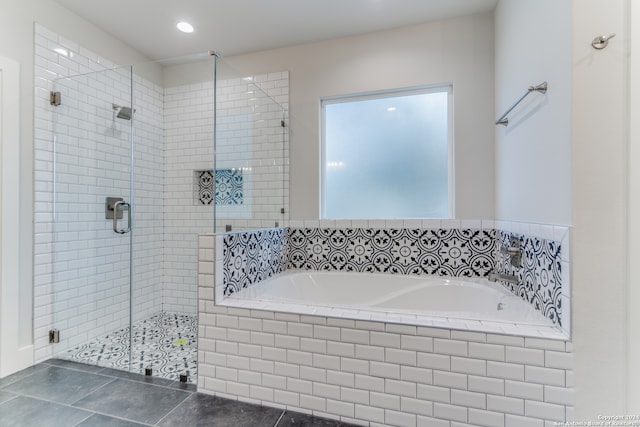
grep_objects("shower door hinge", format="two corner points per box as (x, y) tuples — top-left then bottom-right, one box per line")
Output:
(49, 329), (60, 343)
(50, 91), (61, 106)
(281, 120), (285, 127)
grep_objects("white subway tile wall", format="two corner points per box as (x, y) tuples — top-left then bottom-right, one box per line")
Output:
(199, 235), (574, 427)
(164, 80), (215, 315)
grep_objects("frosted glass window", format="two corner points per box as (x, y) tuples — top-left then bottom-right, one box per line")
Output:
(322, 86), (452, 219)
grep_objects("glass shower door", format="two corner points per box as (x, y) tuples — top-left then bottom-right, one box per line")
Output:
(51, 66), (134, 372)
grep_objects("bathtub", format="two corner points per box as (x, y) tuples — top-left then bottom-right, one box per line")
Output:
(225, 271), (556, 331)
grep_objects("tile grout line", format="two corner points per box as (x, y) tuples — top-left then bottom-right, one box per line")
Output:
(71, 408), (156, 427)
(12, 362), (193, 426)
(272, 409), (286, 426)
(95, 373), (195, 394)
(153, 391), (195, 426)
(0, 392), (20, 407)
(2, 386), (155, 427)
(46, 362), (183, 391)
(0, 364), (49, 389)
(33, 363), (194, 404)
(7, 364), (118, 405)
(70, 376), (119, 406)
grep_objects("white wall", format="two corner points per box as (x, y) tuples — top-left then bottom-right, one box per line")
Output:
(496, 0), (631, 417)
(0, 55), (28, 376)
(628, 0), (640, 412)
(163, 81), (215, 314)
(494, 0), (572, 225)
(571, 0), (630, 417)
(166, 13), (496, 221)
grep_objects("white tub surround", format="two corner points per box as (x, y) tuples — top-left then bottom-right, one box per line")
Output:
(219, 222), (570, 334)
(198, 234), (574, 426)
(228, 272), (532, 321)
(224, 271), (563, 340)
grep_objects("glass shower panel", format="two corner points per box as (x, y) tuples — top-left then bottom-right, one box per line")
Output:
(51, 66), (133, 371)
(214, 59), (289, 232)
(46, 53), (215, 382)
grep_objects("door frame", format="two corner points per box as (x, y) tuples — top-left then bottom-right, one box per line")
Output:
(0, 56), (32, 377)
(628, 0), (640, 411)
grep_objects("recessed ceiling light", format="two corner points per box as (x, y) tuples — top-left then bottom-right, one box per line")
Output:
(387, 107), (397, 112)
(177, 22), (194, 33)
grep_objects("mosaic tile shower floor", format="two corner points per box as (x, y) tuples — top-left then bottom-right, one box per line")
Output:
(57, 312), (198, 383)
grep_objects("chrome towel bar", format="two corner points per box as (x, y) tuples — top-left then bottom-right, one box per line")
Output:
(495, 81), (547, 127)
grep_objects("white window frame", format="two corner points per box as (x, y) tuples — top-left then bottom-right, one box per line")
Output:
(319, 84), (455, 219)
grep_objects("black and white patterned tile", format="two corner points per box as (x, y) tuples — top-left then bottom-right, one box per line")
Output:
(223, 227), (495, 296)
(286, 228), (495, 278)
(196, 169), (244, 206)
(223, 228), (288, 296)
(197, 170), (215, 205)
(59, 312), (198, 383)
(496, 230), (563, 326)
(215, 169), (243, 205)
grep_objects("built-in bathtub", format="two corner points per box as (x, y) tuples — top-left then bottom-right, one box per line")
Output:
(222, 271), (565, 340)
(199, 232), (574, 427)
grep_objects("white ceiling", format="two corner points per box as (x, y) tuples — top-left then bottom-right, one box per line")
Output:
(52, 0), (498, 61)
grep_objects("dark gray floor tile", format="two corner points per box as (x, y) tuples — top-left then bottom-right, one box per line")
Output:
(0, 363), (48, 388)
(97, 367), (176, 387)
(167, 380), (197, 392)
(76, 413), (149, 427)
(157, 393), (284, 427)
(3, 365), (114, 404)
(73, 379), (190, 425)
(44, 357), (108, 373)
(277, 411), (360, 427)
(0, 389), (17, 404)
(0, 395), (92, 427)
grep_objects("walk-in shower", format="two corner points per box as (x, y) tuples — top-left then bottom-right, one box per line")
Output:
(45, 45), (288, 384)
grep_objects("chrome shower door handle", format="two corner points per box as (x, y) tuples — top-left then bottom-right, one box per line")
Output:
(113, 200), (131, 234)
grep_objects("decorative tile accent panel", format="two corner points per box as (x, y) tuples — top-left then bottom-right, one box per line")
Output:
(195, 169), (244, 206)
(287, 228), (495, 278)
(496, 230), (563, 326)
(223, 228), (288, 296)
(222, 227), (495, 296)
(197, 171), (215, 205)
(214, 169), (243, 205)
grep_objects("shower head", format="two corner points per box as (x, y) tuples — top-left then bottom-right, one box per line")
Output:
(112, 104), (134, 120)
(117, 106), (133, 120)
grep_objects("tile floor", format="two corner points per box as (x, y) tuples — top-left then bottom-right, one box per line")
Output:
(58, 312), (198, 383)
(0, 359), (358, 427)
